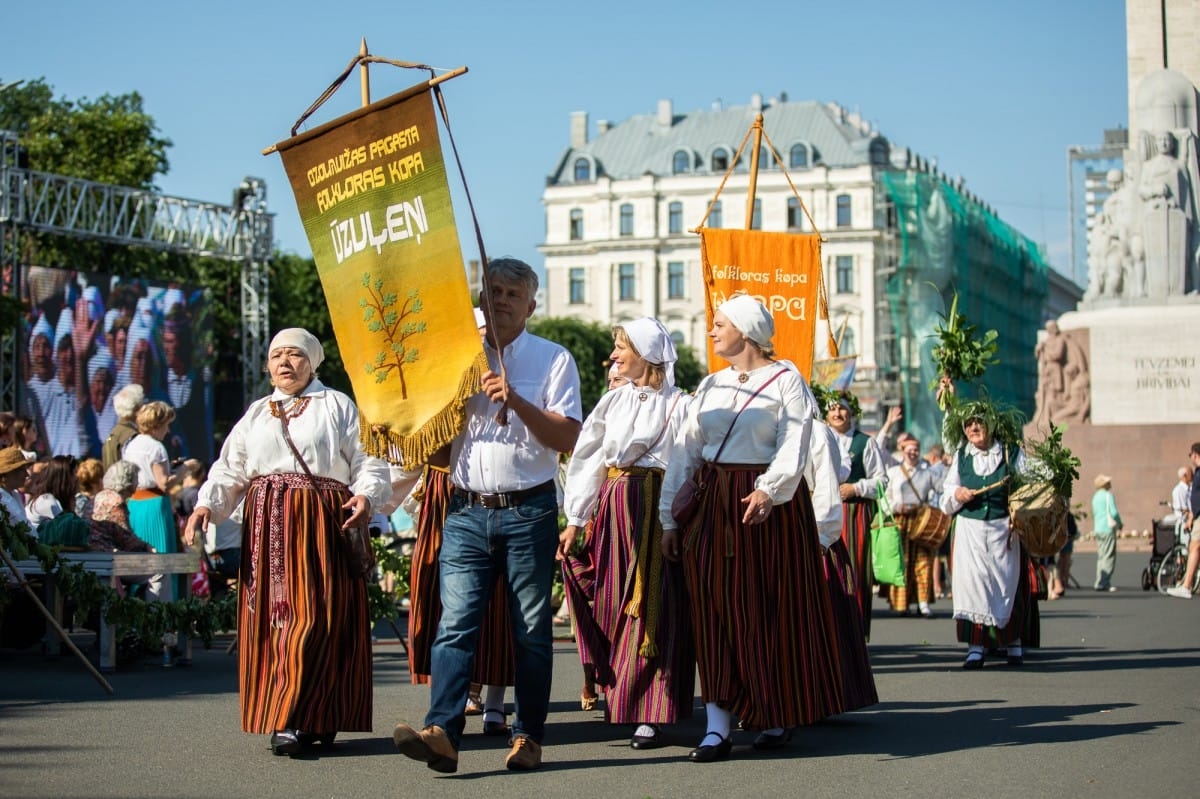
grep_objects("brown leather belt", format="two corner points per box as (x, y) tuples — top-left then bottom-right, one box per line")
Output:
(454, 479), (555, 509)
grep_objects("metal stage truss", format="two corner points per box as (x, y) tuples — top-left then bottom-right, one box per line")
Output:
(0, 128), (274, 413)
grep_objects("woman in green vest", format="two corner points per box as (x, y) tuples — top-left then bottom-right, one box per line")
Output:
(938, 401), (1035, 668)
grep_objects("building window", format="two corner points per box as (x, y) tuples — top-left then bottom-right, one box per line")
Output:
(869, 138), (890, 166)
(711, 147), (729, 172)
(618, 263), (636, 301)
(751, 199), (762, 230)
(667, 261), (685, 299)
(569, 208), (583, 241)
(672, 150), (690, 174)
(787, 197), (803, 230)
(619, 203), (634, 236)
(671, 330), (685, 348)
(835, 255), (855, 294)
(710, 200), (722, 229)
(569, 267), (586, 304)
(668, 201), (683, 235)
(790, 144), (808, 168)
(574, 158), (590, 182)
(836, 194), (852, 227)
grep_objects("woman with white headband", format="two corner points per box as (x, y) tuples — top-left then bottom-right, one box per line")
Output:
(659, 294), (845, 762)
(183, 328), (391, 756)
(559, 316), (695, 750)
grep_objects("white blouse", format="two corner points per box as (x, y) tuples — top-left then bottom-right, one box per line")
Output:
(805, 420), (846, 548)
(939, 440), (1027, 516)
(659, 364), (815, 530)
(563, 383), (691, 527)
(197, 379), (392, 523)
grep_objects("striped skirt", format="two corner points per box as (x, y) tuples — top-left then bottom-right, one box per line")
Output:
(407, 466), (514, 686)
(840, 497), (876, 639)
(561, 467), (694, 725)
(888, 521), (936, 610)
(955, 544), (1040, 649)
(238, 472), (372, 734)
(682, 463), (843, 730)
(821, 539), (879, 712)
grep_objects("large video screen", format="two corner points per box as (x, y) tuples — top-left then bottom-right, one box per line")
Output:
(17, 265), (214, 464)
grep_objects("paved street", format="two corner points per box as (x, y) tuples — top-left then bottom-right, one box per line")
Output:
(1, 546), (1196, 799)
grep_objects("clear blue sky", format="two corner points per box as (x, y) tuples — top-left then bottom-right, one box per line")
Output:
(2, 0), (1127, 276)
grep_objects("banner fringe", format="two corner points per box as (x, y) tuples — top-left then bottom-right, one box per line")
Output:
(359, 349), (489, 468)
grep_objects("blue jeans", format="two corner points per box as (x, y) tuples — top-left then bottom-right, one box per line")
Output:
(425, 490), (558, 749)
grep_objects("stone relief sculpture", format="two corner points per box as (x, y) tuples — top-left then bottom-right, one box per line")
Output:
(1084, 69), (1200, 302)
(1032, 320), (1090, 428)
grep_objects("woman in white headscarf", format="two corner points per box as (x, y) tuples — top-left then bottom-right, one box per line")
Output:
(659, 294), (845, 762)
(558, 317), (695, 750)
(183, 328), (391, 756)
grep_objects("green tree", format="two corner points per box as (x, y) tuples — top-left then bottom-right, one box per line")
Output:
(528, 316), (705, 415)
(0, 77), (170, 188)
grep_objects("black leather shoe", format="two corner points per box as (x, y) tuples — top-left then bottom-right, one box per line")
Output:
(297, 731), (337, 748)
(688, 732), (732, 763)
(751, 729), (791, 751)
(482, 720), (510, 737)
(270, 729), (302, 756)
(962, 654), (984, 670)
(630, 726), (661, 750)
(1006, 654), (1025, 666)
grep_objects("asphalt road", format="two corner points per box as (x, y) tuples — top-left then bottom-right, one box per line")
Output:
(1, 547), (1196, 799)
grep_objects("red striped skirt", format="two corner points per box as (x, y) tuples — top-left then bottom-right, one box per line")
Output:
(682, 463), (844, 729)
(561, 467), (694, 724)
(840, 497), (876, 639)
(406, 466), (514, 685)
(238, 472), (371, 734)
(821, 539), (879, 712)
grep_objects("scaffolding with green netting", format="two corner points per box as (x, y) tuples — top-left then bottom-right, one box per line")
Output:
(879, 170), (1050, 448)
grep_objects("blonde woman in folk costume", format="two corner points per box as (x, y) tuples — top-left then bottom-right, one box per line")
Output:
(559, 317), (695, 750)
(660, 294), (846, 762)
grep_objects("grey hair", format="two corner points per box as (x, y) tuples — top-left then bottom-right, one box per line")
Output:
(1181, 466), (1192, 480)
(102, 460), (140, 494)
(485, 257), (539, 295)
(112, 384), (146, 420)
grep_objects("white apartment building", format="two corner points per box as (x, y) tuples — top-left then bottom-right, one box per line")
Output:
(539, 93), (904, 417)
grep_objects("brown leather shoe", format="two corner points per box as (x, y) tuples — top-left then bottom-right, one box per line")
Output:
(505, 735), (542, 771)
(393, 723), (458, 773)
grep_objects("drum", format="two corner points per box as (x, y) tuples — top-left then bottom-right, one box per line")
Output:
(907, 504), (951, 549)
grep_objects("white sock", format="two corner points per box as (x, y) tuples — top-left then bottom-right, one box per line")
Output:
(634, 724), (658, 738)
(966, 645), (985, 660)
(483, 684), (506, 715)
(700, 702), (731, 746)
(1008, 639), (1023, 657)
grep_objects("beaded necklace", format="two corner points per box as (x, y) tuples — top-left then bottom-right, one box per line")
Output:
(269, 395), (312, 420)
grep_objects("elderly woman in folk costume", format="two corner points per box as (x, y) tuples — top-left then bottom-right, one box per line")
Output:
(823, 388), (888, 638)
(938, 398), (1038, 668)
(183, 328), (391, 755)
(659, 294), (845, 762)
(558, 317), (695, 751)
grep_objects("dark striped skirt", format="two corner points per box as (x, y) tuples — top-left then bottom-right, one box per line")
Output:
(821, 539), (879, 712)
(238, 472), (371, 734)
(682, 463), (843, 729)
(561, 467), (694, 725)
(407, 466), (514, 686)
(840, 497), (876, 639)
(955, 545), (1041, 649)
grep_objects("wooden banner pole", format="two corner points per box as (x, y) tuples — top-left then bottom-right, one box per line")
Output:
(743, 112), (764, 229)
(359, 38), (371, 106)
(0, 547), (115, 695)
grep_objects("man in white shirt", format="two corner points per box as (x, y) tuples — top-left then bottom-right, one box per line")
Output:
(1170, 467), (1192, 537)
(393, 258), (582, 774)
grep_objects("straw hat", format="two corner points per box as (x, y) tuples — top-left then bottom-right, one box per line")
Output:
(0, 446), (30, 477)
(1093, 474), (1112, 489)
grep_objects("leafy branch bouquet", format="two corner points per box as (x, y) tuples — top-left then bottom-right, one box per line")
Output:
(929, 292), (999, 410)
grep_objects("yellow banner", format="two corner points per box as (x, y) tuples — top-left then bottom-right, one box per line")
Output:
(275, 87), (485, 468)
(700, 228), (822, 376)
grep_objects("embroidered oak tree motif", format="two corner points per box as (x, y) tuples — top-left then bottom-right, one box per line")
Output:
(360, 272), (425, 399)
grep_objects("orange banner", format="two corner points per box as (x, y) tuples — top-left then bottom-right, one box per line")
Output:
(700, 228), (822, 375)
